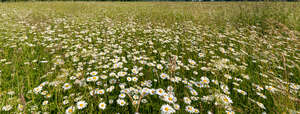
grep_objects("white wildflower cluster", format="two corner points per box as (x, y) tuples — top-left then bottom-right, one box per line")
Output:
(0, 4), (299, 114)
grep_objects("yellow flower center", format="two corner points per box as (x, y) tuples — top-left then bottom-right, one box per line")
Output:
(164, 107), (169, 111)
(159, 90), (163, 93)
(224, 98), (228, 102)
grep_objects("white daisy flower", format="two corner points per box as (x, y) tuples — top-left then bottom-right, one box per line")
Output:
(157, 64), (163, 70)
(90, 71), (98, 76)
(98, 102), (106, 110)
(66, 106), (75, 114)
(117, 99), (126, 106)
(160, 73), (169, 79)
(265, 86), (277, 93)
(131, 68), (139, 74)
(76, 101), (87, 109)
(184, 97), (191, 104)
(201, 77), (210, 84)
(188, 59), (196, 65)
(127, 77), (132, 82)
(118, 71), (127, 77)
(256, 102), (266, 109)
(33, 86), (43, 94)
(63, 83), (71, 90)
(173, 104), (180, 110)
(156, 88), (165, 96)
(164, 94), (177, 104)
(119, 93), (126, 98)
(185, 105), (194, 113)
(220, 95), (233, 104)
(132, 77), (138, 82)
(42, 101), (48, 105)
(96, 89), (105, 95)
(160, 104), (175, 114)
(91, 76), (99, 81)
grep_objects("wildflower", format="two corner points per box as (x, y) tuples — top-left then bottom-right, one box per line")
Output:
(63, 100), (69, 105)
(90, 71), (98, 76)
(131, 68), (139, 74)
(117, 99), (126, 106)
(164, 94), (177, 103)
(100, 75), (107, 80)
(160, 104), (175, 114)
(188, 59), (196, 66)
(96, 89), (105, 95)
(86, 77), (93, 82)
(290, 84), (300, 90)
(18, 104), (24, 111)
(141, 88), (149, 96)
(76, 101), (87, 109)
(224, 74), (232, 79)
(33, 86), (43, 94)
(119, 84), (126, 89)
(7, 91), (15, 95)
(157, 64), (163, 70)
(118, 71), (127, 77)
(167, 86), (174, 92)
(198, 53), (205, 57)
(66, 106), (75, 114)
(193, 71), (198, 75)
(184, 97), (191, 104)
(173, 104), (180, 110)
(98, 102), (106, 110)
(256, 102), (266, 109)
(133, 95), (139, 100)
(235, 88), (247, 95)
(119, 93), (126, 98)
(225, 110), (235, 114)
(127, 77), (132, 82)
(201, 77), (210, 84)
(265, 86), (277, 93)
(185, 105), (194, 113)
(70, 76), (77, 80)
(194, 108), (200, 113)
(42, 101), (48, 105)
(160, 73), (169, 79)
(132, 77), (138, 82)
(2, 105), (12, 111)
(256, 92), (267, 99)
(220, 95), (233, 104)
(156, 88), (165, 96)
(190, 89), (198, 96)
(63, 83), (71, 90)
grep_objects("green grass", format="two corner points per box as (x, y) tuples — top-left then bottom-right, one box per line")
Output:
(0, 2), (299, 114)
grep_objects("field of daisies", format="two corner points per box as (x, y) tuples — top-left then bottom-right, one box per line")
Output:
(0, 2), (300, 114)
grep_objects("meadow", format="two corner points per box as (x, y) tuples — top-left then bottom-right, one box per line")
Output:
(0, 2), (299, 114)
